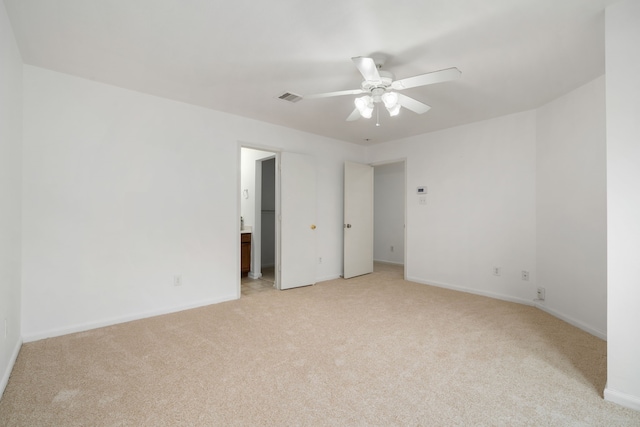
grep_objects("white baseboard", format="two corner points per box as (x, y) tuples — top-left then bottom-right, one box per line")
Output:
(605, 386), (640, 412)
(1, 337), (22, 399)
(407, 276), (532, 306)
(406, 276), (606, 340)
(22, 296), (237, 343)
(533, 301), (607, 341)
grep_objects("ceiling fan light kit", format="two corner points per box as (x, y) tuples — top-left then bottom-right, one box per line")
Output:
(381, 92), (400, 116)
(354, 96), (374, 118)
(298, 56), (461, 123)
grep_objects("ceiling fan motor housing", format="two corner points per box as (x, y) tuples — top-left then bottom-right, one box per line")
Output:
(361, 70), (395, 102)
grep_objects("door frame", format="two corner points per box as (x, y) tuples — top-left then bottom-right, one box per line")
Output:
(238, 142), (281, 296)
(371, 158), (407, 279)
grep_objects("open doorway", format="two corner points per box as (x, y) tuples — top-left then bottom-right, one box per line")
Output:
(240, 147), (278, 296)
(240, 147), (318, 294)
(373, 161), (406, 278)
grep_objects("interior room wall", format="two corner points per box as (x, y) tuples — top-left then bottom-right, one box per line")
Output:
(373, 162), (405, 264)
(367, 111), (537, 305)
(605, 0), (640, 411)
(536, 76), (607, 338)
(21, 65), (365, 341)
(0, 1), (23, 397)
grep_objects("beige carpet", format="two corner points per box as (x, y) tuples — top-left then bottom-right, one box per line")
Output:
(1, 264), (639, 426)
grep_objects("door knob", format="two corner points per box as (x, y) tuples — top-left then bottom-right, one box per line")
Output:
(346, 224), (352, 228)
(310, 224), (316, 230)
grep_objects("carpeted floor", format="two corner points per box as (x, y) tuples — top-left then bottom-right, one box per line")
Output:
(1, 263), (639, 426)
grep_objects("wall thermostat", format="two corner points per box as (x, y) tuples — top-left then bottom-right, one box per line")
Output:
(417, 186), (427, 194)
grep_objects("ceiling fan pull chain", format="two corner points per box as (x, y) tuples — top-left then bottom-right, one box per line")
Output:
(376, 104), (381, 127)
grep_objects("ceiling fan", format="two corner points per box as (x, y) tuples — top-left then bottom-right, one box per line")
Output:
(302, 56), (461, 121)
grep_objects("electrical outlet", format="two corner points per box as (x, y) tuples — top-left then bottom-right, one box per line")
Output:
(521, 270), (530, 281)
(174, 275), (182, 287)
(318, 257), (323, 264)
(493, 267), (501, 276)
(390, 245), (394, 252)
(537, 287), (545, 301)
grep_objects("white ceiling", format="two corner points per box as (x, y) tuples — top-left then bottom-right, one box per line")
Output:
(4, 0), (616, 146)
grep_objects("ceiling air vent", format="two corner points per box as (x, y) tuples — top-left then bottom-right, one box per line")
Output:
(278, 92), (303, 103)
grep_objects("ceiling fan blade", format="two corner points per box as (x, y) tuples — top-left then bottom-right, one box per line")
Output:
(397, 93), (431, 114)
(346, 108), (361, 121)
(392, 67), (461, 90)
(352, 57), (382, 82)
(304, 89), (365, 99)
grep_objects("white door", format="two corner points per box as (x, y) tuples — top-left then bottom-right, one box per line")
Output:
(343, 161), (374, 279)
(280, 152), (317, 289)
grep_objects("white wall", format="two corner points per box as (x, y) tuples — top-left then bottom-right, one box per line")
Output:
(605, 0), (640, 411)
(373, 162), (405, 264)
(536, 76), (607, 339)
(0, 1), (23, 397)
(22, 65), (365, 340)
(367, 111), (537, 304)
